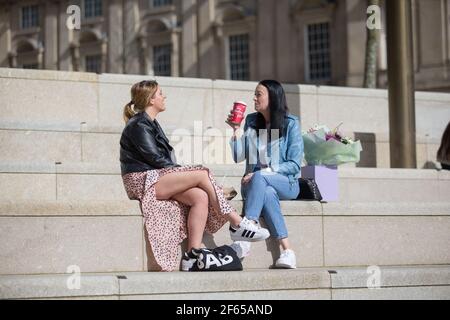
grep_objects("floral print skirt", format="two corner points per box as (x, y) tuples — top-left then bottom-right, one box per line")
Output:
(122, 165), (234, 271)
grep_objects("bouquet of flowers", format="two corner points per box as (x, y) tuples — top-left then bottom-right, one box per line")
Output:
(302, 123), (363, 166)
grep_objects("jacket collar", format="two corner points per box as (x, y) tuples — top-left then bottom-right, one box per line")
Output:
(138, 112), (172, 150)
(246, 113), (259, 129)
(141, 111), (156, 125)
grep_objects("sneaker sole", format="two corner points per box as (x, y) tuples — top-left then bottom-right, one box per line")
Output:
(181, 259), (196, 271)
(274, 263), (296, 269)
(231, 234), (270, 242)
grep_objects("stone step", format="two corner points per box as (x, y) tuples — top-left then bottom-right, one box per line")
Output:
(2, 199), (450, 217)
(2, 69), (449, 169)
(1, 162), (449, 202)
(0, 126), (441, 169)
(0, 265), (449, 300)
(1, 68), (448, 143)
(1, 200), (449, 275)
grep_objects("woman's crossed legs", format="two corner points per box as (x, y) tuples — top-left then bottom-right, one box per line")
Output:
(170, 187), (209, 251)
(154, 169), (244, 250)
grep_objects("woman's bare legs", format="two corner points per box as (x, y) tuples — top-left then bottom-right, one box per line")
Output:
(154, 170), (242, 227)
(171, 188), (209, 250)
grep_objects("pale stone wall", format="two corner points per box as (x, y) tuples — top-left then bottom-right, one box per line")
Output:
(0, 68), (449, 282)
(1, 68), (449, 168)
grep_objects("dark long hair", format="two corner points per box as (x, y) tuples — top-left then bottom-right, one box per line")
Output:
(254, 79), (289, 138)
(437, 121), (450, 163)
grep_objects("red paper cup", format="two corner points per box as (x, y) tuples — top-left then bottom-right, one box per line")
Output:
(228, 101), (247, 125)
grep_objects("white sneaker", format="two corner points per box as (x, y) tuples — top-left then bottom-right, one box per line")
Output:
(181, 251), (197, 271)
(229, 241), (251, 258)
(275, 249), (296, 269)
(229, 217), (270, 242)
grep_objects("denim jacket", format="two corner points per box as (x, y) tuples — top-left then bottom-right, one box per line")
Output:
(229, 112), (304, 185)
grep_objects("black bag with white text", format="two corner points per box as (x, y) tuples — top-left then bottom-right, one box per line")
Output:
(188, 245), (243, 271)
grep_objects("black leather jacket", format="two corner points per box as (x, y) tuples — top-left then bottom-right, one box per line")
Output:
(120, 112), (179, 175)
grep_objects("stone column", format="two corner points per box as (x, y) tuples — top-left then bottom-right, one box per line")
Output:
(137, 34), (148, 74)
(386, 0), (416, 168)
(37, 46), (44, 69)
(70, 42), (80, 71)
(101, 39), (107, 73)
(447, 0), (450, 64)
(181, 0), (198, 77)
(212, 20), (225, 78)
(197, 0), (216, 79)
(411, 0), (419, 72)
(123, 0), (140, 74)
(248, 17), (257, 81)
(59, 0), (73, 71)
(293, 12), (305, 83)
(333, 1), (349, 86)
(8, 52), (17, 68)
(44, 1), (58, 69)
(378, 1), (388, 71)
(256, 0), (276, 79)
(107, 0), (123, 73)
(363, 0), (380, 88)
(0, 3), (12, 67)
(275, 0), (292, 82)
(417, 0), (446, 67)
(345, 0), (367, 87)
(171, 28), (181, 77)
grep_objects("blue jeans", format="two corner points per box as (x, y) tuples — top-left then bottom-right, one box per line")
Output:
(241, 170), (300, 239)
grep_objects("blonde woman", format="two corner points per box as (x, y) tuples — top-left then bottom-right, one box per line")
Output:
(120, 80), (269, 272)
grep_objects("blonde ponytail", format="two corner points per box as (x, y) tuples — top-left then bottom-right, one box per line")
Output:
(123, 101), (136, 124)
(123, 80), (159, 124)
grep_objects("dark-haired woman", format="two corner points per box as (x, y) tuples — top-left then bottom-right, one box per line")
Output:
(227, 80), (304, 269)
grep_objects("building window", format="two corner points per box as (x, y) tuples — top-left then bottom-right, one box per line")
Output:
(152, 0), (173, 7)
(229, 34), (250, 81)
(306, 22), (331, 82)
(21, 5), (39, 29)
(85, 55), (102, 73)
(153, 44), (172, 76)
(22, 63), (38, 69)
(84, 0), (102, 18)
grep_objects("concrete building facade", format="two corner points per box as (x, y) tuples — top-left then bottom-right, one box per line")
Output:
(0, 0), (449, 91)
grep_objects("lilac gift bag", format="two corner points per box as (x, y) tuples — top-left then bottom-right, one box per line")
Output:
(301, 165), (338, 202)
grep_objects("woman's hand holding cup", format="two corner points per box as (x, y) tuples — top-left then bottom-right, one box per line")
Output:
(226, 110), (241, 132)
(226, 101), (247, 137)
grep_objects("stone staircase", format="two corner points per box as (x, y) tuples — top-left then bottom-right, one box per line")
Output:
(1, 162), (449, 299)
(2, 266), (450, 300)
(0, 68), (449, 300)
